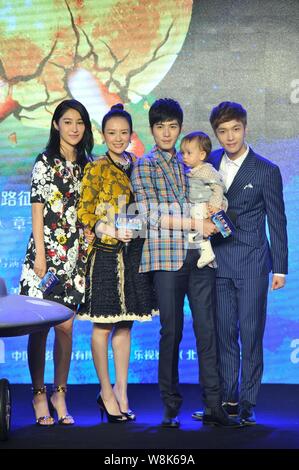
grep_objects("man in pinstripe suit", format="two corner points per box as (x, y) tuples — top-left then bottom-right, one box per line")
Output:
(131, 98), (242, 428)
(192, 101), (288, 425)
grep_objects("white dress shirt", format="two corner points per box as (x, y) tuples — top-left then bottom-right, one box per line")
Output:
(219, 146), (249, 190)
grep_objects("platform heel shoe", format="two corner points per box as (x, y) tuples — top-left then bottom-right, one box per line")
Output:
(48, 385), (74, 425)
(32, 386), (55, 426)
(96, 394), (127, 423)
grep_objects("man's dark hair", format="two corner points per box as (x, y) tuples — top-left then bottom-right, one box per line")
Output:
(149, 98), (183, 129)
(209, 101), (247, 132)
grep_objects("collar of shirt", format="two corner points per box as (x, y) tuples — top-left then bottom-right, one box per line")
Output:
(153, 145), (177, 164)
(220, 145), (249, 190)
(223, 144), (250, 168)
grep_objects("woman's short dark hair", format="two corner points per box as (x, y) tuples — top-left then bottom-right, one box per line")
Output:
(101, 103), (133, 134)
(149, 98), (183, 129)
(210, 101), (247, 132)
(45, 99), (94, 168)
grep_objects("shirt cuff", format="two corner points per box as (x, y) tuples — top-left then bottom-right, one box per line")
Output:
(273, 273), (286, 277)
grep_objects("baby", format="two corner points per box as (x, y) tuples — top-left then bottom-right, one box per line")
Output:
(180, 131), (228, 268)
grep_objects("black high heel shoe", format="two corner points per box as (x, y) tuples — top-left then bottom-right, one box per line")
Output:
(120, 409), (136, 421)
(49, 385), (74, 425)
(112, 386), (136, 421)
(96, 394), (127, 423)
(32, 386), (55, 426)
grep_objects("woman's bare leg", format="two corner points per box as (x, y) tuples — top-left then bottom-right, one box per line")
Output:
(92, 323), (121, 415)
(28, 329), (53, 424)
(112, 325), (132, 412)
(50, 315), (74, 423)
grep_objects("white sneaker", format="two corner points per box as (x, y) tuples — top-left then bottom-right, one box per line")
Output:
(197, 240), (216, 268)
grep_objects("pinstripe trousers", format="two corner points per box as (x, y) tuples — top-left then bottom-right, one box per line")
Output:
(215, 275), (269, 405)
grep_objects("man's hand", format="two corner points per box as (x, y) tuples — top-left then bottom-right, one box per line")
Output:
(202, 219), (218, 238)
(207, 205), (220, 216)
(193, 218), (218, 238)
(271, 274), (286, 290)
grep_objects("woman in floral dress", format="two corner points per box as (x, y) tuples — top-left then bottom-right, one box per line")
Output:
(20, 99), (93, 426)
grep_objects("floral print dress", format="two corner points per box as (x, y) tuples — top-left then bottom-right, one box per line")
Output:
(19, 153), (88, 308)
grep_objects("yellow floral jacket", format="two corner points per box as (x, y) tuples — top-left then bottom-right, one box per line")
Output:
(78, 154), (135, 248)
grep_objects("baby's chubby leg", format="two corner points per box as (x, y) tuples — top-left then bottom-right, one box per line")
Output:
(189, 203), (209, 243)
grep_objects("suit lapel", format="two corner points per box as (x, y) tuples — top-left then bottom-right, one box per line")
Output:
(226, 148), (257, 199)
(209, 151), (223, 171)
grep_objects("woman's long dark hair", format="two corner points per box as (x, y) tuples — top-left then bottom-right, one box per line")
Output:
(45, 99), (94, 168)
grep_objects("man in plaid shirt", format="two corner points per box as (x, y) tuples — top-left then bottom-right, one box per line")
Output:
(131, 99), (242, 428)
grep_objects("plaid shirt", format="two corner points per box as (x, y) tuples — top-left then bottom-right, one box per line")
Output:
(131, 146), (190, 273)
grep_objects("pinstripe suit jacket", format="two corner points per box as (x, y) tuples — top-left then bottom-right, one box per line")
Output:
(131, 146), (189, 273)
(208, 148), (288, 278)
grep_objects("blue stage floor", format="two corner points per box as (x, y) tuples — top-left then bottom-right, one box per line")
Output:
(1, 383), (299, 452)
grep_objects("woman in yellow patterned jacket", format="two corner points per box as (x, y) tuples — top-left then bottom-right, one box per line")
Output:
(77, 104), (156, 423)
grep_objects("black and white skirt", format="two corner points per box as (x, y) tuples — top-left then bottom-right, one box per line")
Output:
(77, 237), (158, 323)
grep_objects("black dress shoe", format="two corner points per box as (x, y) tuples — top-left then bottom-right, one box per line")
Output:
(192, 410), (203, 420)
(239, 402), (256, 425)
(222, 402), (239, 416)
(161, 417), (180, 428)
(192, 403), (239, 420)
(202, 406), (243, 428)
